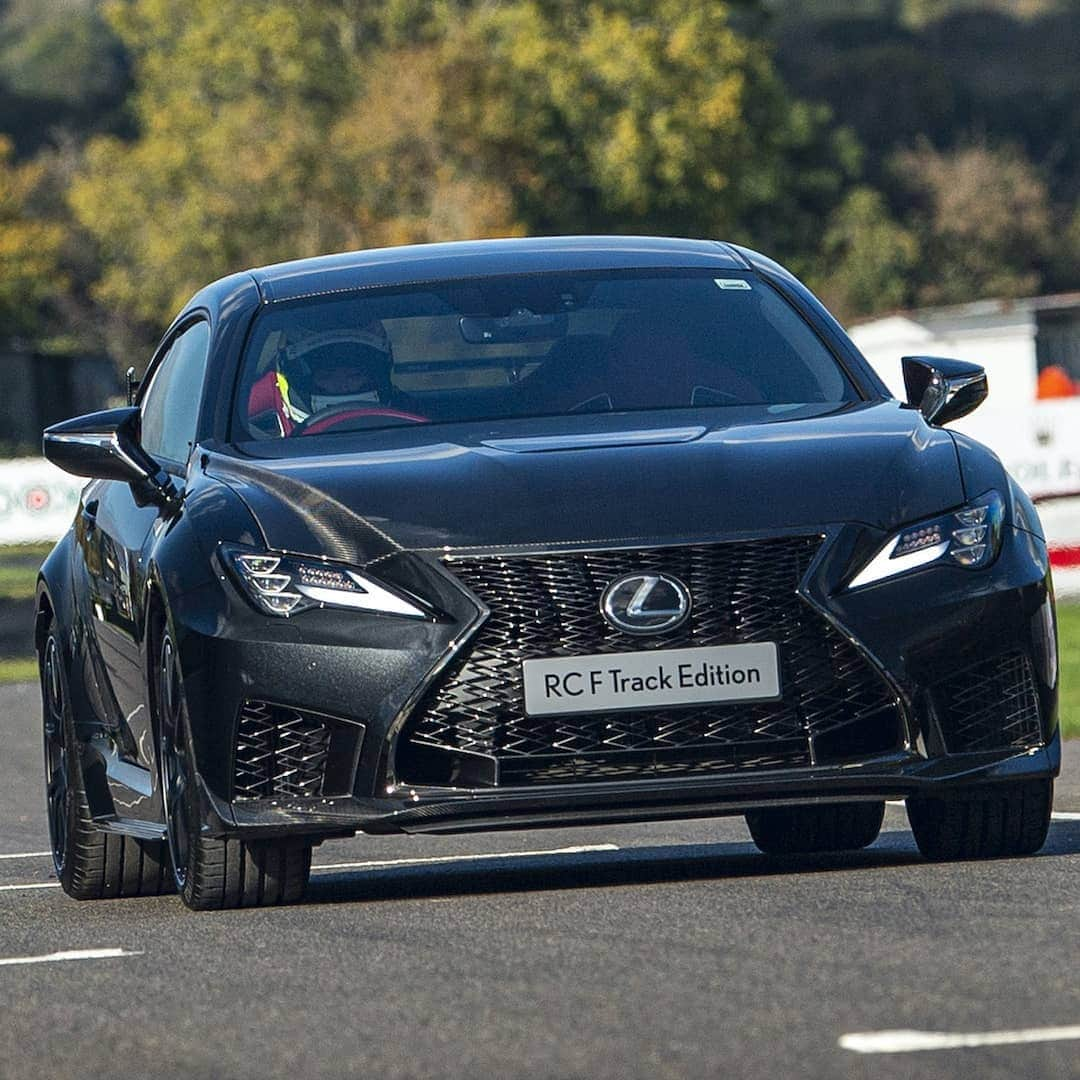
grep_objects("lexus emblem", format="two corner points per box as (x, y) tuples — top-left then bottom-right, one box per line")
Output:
(601, 573), (691, 635)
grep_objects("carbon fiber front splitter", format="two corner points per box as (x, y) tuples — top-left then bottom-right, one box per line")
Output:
(205, 735), (1060, 840)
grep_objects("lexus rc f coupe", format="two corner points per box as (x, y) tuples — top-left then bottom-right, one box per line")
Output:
(36, 236), (1058, 910)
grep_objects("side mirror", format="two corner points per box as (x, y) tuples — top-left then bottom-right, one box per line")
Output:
(902, 355), (987, 426)
(43, 406), (178, 508)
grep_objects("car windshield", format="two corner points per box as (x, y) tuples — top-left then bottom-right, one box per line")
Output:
(233, 270), (858, 440)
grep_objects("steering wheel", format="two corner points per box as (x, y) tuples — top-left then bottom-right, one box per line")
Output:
(293, 405), (430, 436)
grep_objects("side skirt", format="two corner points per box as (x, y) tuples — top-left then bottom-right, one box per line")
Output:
(91, 816), (168, 842)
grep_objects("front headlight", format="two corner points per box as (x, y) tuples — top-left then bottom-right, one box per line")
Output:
(848, 489), (1005, 590)
(221, 544), (430, 619)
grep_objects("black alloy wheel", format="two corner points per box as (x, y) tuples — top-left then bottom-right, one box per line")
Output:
(156, 627), (312, 910)
(158, 632), (192, 890)
(40, 626), (172, 899)
(42, 633), (70, 877)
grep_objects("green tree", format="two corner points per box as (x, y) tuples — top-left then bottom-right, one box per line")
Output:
(771, 1), (1066, 24)
(70, 0), (863, 345)
(317, 44), (520, 251)
(69, 0), (355, 324)
(892, 141), (1053, 305)
(0, 0), (126, 107)
(0, 135), (65, 340)
(1062, 206), (1080, 280)
(68, 0), (518, 335)
(0, 0), (130, 155)
(812, 186), (918, 319)
(444, 0), (858, 268)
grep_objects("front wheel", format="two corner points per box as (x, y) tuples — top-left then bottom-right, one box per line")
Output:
(156, 628), (311, 910)
(906, 779), (1052, 861)
(41, 628), (172, 899)
(746, 801), (885, 855)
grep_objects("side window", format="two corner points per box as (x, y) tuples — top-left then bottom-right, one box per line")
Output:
(140, 320), (212, 467)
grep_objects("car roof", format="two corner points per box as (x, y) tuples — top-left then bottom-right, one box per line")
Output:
(248, 236), (750, 304)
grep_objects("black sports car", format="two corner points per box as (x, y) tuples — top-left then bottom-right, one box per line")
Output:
(37, 236), (1059, 910)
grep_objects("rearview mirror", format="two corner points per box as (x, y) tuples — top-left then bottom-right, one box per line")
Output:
(459, 308), (567, 344)
(901, 355), (987, 426)
(43, 406), (178, 507)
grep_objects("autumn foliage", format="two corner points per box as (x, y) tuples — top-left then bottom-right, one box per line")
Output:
(1, 0), (1079, 359)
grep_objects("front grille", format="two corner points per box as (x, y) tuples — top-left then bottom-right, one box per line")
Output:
(233, 701), (332, 800)
(934, 652), (1042, 753)
(397, 539), (900, 786)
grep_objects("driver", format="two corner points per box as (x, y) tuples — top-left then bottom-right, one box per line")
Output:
(273, 324), (394, 433)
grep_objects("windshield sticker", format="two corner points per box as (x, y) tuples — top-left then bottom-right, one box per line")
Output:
(714, 278), (752, 290)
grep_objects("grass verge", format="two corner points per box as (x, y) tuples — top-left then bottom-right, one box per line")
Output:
(1056, 604), (1080, 739)
(0, 543), (51, 600)
(0, 658), (37, 685)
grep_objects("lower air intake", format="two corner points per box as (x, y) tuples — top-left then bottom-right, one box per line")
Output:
(233, 701), (332, 800)
(935, 652), (1043, 754)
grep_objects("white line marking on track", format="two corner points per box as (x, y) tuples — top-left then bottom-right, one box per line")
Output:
(311, 843), (620, 873)
(0, 947), (142, 968)
(840, 1026), (1080, 1054)
(1, 846), (620, 890)
(0, 851), (51, 860)
(887, 803), (1080, 823)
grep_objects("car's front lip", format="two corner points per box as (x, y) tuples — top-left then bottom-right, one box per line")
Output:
(201, 737), (1060, 839)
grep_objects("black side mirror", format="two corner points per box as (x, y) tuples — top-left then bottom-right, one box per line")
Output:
(43, 406), (178, 508)
(902, 355), (987, 426)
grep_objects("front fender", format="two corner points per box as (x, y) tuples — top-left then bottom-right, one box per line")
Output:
(141, 468), (266, 798)
(35, 529), (111, 754)
(36, 530), (75, 652)
(950, 429), (1037, 534)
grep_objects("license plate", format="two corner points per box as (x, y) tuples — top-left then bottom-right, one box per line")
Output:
(522, 642), (781, 717)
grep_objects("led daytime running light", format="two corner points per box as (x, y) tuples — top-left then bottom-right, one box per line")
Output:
(849, 490), (1004, 589)
(224, 547), (428, 619)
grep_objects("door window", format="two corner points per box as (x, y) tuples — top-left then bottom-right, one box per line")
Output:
(140, 320), (211, 467)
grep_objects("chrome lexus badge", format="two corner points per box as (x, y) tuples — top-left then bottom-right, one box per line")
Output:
(600, 573), (691, 635)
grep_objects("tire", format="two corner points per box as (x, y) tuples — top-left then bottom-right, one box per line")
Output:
(156, 628), (312, 910)
(41, 627), (173, 899)
(746, 801), (885, 855)
(907, 779), (1052, 861)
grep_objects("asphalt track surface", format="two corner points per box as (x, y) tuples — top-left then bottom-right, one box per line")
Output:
(2, 680), (1079, 1080)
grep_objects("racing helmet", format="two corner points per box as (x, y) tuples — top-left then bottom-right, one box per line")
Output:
(275, 322), (393, 426)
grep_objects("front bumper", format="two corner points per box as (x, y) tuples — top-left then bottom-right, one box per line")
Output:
(170, 522), (1060, 842)
(205, 736), (1060, 838)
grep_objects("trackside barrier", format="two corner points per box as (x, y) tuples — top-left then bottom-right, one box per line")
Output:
(0, 458), (84, 544)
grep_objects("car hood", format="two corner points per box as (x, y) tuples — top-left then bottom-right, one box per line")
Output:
(207, 401), (963, 567)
